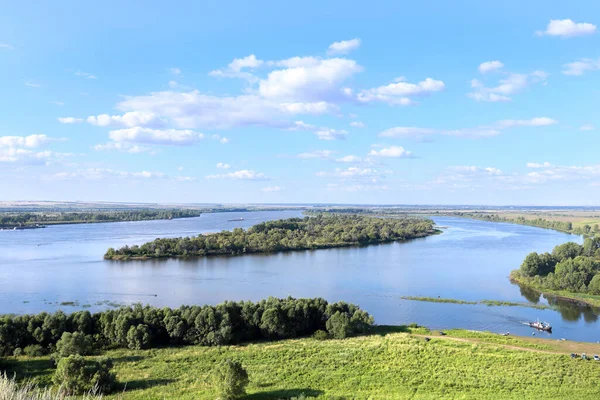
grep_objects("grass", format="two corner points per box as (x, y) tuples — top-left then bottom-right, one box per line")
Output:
(5, 327), (600, 400)
(401, 296), (552, 310)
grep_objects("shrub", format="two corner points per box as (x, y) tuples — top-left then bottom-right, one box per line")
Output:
(211, 359), (249, 400)
(312, 330), (329, 340)
(12, 347), (22, 357)
(326, 312), (351, 339)
(23, 344), (46, 357)
(126, 324), (151, 350)
(55, 332), (94, 358)
(53, 355), (116, 395)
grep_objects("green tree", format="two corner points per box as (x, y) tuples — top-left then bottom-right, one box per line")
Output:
(53, 355), (116, 395)
(588, 274), (600, 295)
(126, 324), (151, 350)
(211, 359), (249, 400)
(552, 242), (582, 261)
(55, 332), (94, 359)
(326, 312), (352, 339)
(521, 252), (542, 277)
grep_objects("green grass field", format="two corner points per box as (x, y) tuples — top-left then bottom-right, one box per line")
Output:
(5, 327), (600, 400)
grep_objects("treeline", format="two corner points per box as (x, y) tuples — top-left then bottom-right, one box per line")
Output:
(105, 214), (436, 260)
(0, 297), (373, 357)
(0, 209), (202, 228)
(512, 237), (600, 295)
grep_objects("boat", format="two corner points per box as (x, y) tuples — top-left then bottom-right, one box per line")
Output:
(527, 320), (552, 332)
(228, 218), (244, 222)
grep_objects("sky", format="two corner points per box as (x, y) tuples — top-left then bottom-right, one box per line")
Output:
(2, 1), (600, 205)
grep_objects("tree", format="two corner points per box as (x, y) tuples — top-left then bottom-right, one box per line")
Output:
(211, 359), (249, 400)
(53, 355), (116, 395)
(552, 242), (582, 261)
(126, 324), (151, 350)
(521, 252), (542, 277)
(588, 274), (600, 295)
(55, 332), (94, 358)
(326, 312), (352, 339)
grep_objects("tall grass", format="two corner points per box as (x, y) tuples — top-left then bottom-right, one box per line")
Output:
(0, 373), (106, 400)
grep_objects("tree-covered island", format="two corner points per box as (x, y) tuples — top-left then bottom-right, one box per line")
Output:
(104, 214), (438, 260)
(511, 236), (600, 306)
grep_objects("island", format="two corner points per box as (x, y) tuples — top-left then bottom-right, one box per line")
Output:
(510, 237), (600, 307)
(104, 214), (438, 260)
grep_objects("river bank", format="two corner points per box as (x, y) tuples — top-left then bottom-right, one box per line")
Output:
(509, 272), (600, 308)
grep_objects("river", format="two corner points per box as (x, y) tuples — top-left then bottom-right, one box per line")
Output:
(0, 210), (598, 342)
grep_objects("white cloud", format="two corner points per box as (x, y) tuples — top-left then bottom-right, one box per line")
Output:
(562, 58), (600, 76)
(0, 135), (70, 165)
(258, 58), (362, 102)
(468, 69), (547, 102)
(526, 162), (553, 168)
(216, 162), (231, 169)
(536, 19), (596, 38)
(87, 111), (165, 128)
(92, 142), (153, 154)
(314, 128), (348, 140)
(108, 127), (204, 146)
(75, 71), (97, 79)
(261, 186), (284, 192)
(580, 124), (595, 131)
(58, 117), (83, 124)
(49, 168), (168, 180)
(379, 117), (557, 140)
(170, 67), (182, 75)
(335, 155), (363, 163)
(25, 81), (41, 88)
(327, 38), (361, 55)
(297, 150), (335, 159)
(350, 121), (365, 128)
(368, 146), (414, 158)
(357, 77), (445, 105)
(168, 80), (178, 88)
(525, 163), (600, 184)
(478, 60), (504, 74)
(205, 169), (269, 180)
(0, 43), (13, 50)
(0, 134), (57, 149)
(496, 117), (558, 128)
(326, 183), (389, 192)
(209, 54), (264, 81)
(317, 167), (385, 179)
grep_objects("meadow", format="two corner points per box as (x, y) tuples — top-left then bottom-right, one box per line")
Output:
(4, 327), (600, 400)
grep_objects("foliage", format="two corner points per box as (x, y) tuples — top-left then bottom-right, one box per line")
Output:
(211, 359), (249, 400)
(0, 298), (373, 356)
(0, 372), (106, 400)
(104, 214), (436, 259)
(401, 296), (552, 310)
(0, 209), (202, 229)
(52, 355), (116, 395)
(312, 330), (329, 340)
(55, 332), (94, 359)
(23, 345), (46, 357)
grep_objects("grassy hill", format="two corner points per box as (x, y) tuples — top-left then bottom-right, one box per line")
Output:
(4, 327), (600, 400)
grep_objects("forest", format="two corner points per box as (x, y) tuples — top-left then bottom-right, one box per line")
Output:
(0, 297), (373, 357)
(104, 214), (437, 260)
(512, 237), (600, 295)
(0, 209), (202, 229)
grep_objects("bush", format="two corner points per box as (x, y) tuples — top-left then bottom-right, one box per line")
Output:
(211, 359), (249, 400)
(55, 332), (94, 358)
(326, 312), (352, 339)
(126, 324), (151, 350)
(53, 355), (116, 395)
(312, 330), (329, 340)
(12, 347), (22, 357)
(23, 344), (46, 357)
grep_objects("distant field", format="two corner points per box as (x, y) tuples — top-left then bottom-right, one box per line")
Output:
(6, 327), (600, 400)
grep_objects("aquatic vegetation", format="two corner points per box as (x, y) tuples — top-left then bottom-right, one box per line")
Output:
(401, 296), (552, 310)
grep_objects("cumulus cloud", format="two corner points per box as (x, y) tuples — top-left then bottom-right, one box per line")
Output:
(209, 54), (264, 81)
(205, 170), (269, 180)
(0, 135), (70, 165)
(536, 19), (596, 37)
(49, 168), (170, 180)
(478, 60), (504, 74)
(327, 38), (361, 55)
(379, 117), (557, 140)
(562, 58), (600, 76)
(261, 186), (284, 192)
(297, 150), (335, 159)
(335, 155), (363, 163)
(326, 183), (389, 192)
(350, 121), (365, 128)
(108, 127), (204, 146)
(0, 134), (57, 149)
(216, 162), (230, 169)
(357, 77), (445, 105)
(92, 142), (153, 154)
(87, 111), (166, 128)
(368, 146), (414, 158)
(526, 162), (553, 168)
(468, 69), (547, 102)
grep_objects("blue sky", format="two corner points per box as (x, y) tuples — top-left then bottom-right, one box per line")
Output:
(2, 1), (600, 205)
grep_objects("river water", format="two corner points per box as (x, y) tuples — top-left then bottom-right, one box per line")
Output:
(0, 211), (598, 342)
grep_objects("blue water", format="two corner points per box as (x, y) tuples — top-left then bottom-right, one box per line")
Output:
(0, 211), (597, 342)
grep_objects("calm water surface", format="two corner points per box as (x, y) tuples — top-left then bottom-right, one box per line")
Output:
(0, 211), (598, 342)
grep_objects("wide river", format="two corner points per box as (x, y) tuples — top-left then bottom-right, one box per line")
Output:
(1, 211), (598, 342)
